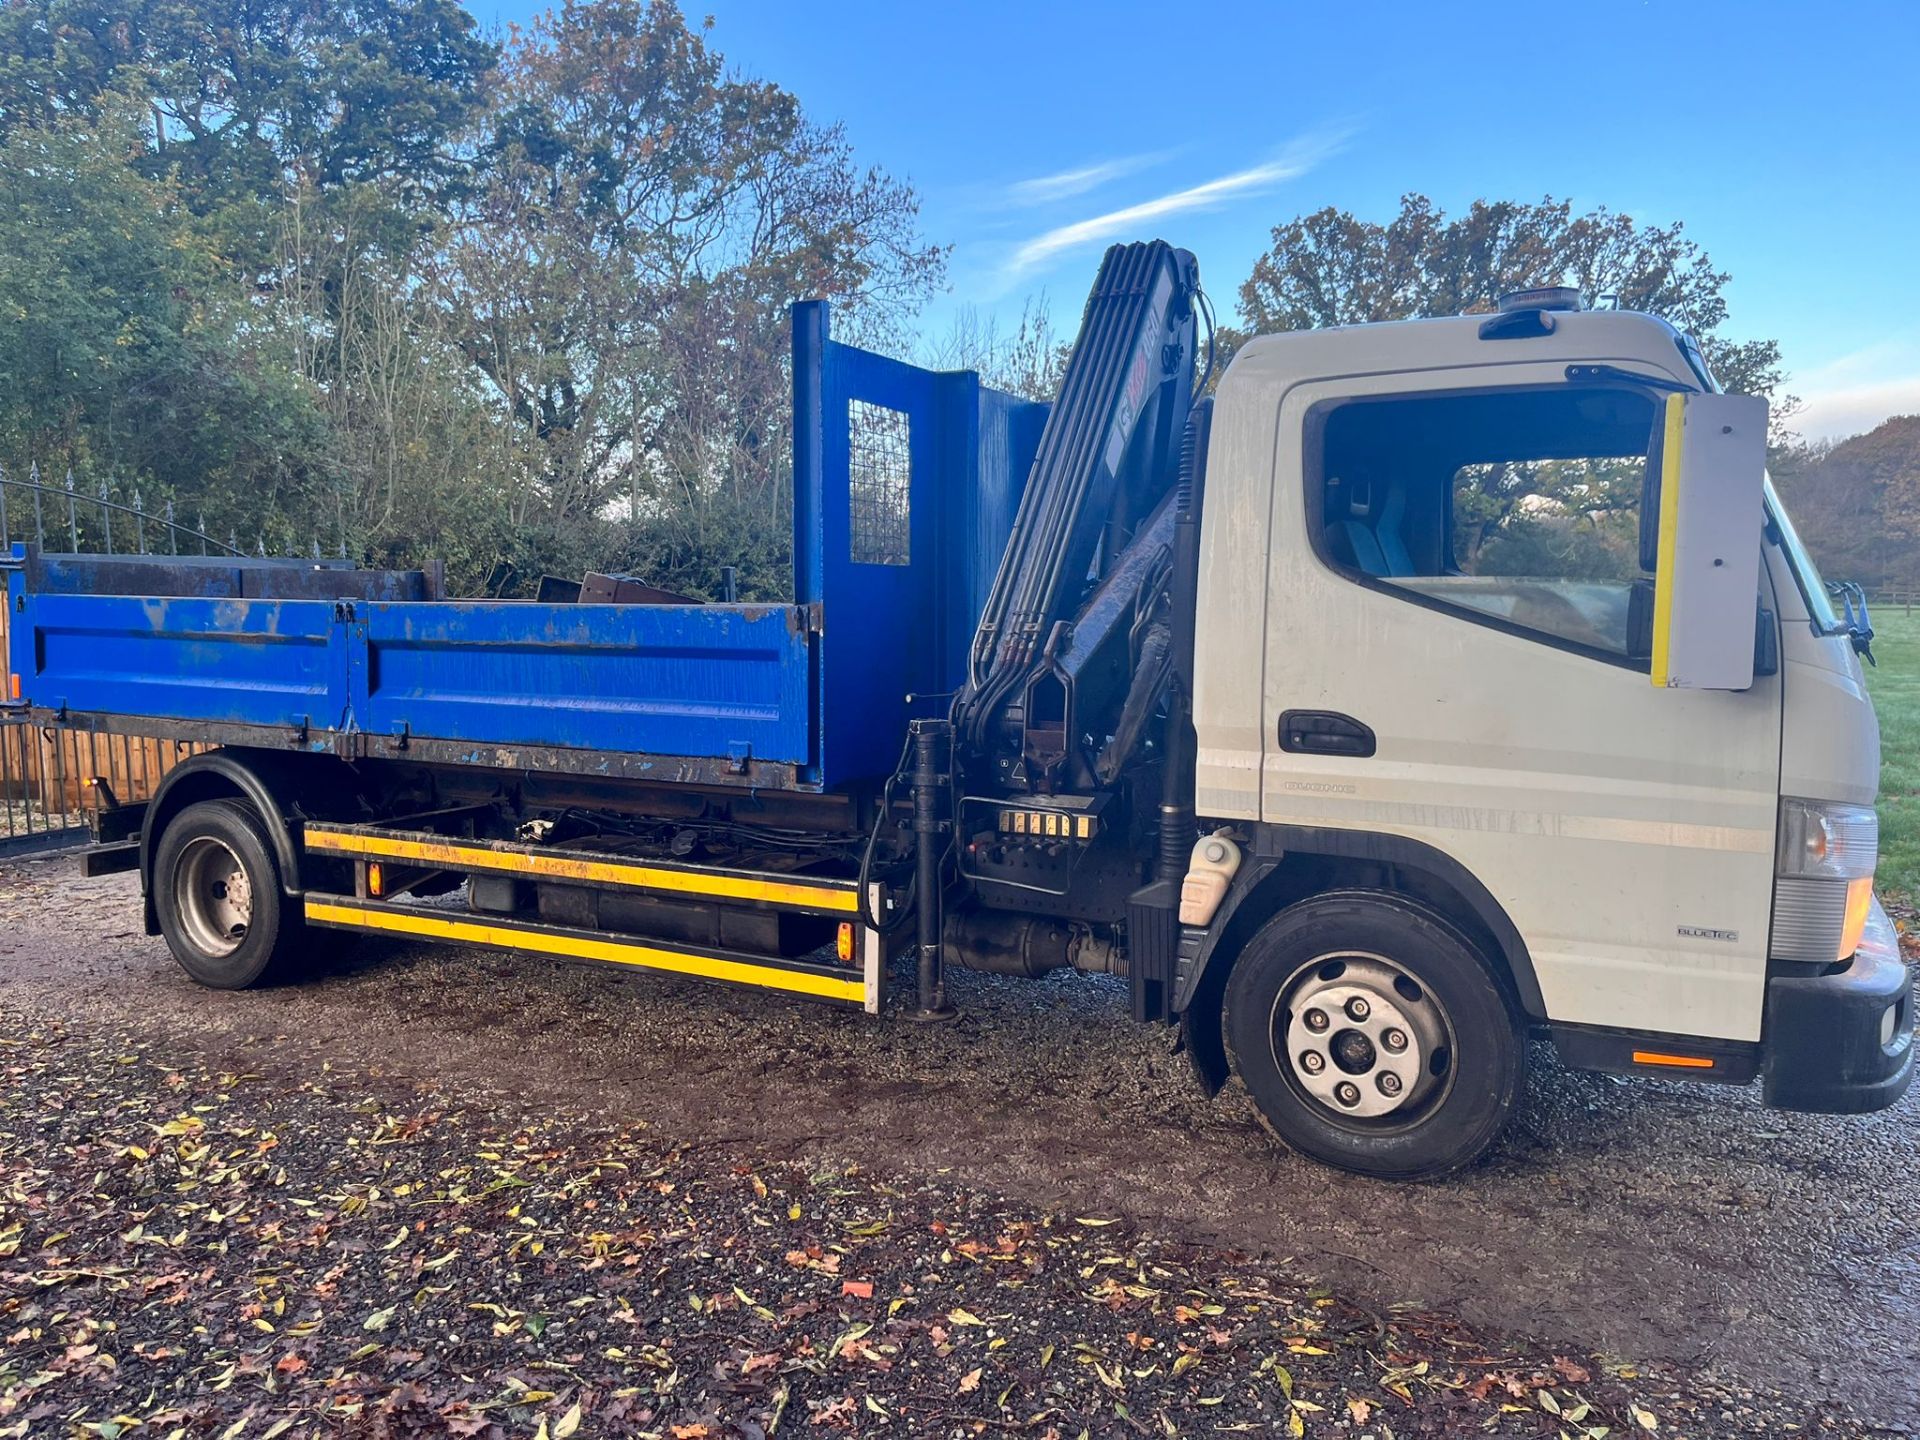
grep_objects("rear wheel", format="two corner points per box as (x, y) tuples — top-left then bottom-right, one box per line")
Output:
(1224, 890), (1524, 1179)
(153, 798), (305, 988)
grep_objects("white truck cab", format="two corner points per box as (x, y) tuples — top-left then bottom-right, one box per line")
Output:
(1180, 294), (1911, 1176)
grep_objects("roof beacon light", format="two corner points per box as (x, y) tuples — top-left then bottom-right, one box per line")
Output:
(1497, 285), (1583, 313)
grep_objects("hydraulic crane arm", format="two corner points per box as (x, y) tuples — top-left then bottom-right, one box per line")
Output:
(951, 241), (1200, 774)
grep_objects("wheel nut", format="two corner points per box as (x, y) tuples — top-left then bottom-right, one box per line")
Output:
(1303, 1007), (1330, 1032)
(1382, 1028), (1408, 1052)
(1334, 1081), (1361, 1107)
(1345, 996), (1370, 1021)
(1300, 1051), (1326, 1075)
(1377, 1072), (1403, 1096)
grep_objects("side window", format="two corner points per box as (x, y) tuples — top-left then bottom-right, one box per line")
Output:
(848, 399), (912, 566)
(1314, 386), (1657, 661)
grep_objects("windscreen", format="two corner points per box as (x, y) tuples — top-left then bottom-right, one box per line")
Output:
(1764, 476), (1843, 633)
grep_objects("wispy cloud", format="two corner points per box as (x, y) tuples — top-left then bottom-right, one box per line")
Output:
(1792, 339), (1920, 440)
(1003, 152), (1170, 207)
(993, 128), (1351, 288)
(1796, 375), (1920, 441)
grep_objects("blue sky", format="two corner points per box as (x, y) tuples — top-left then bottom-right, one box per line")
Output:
(467, 0), (1920, 440)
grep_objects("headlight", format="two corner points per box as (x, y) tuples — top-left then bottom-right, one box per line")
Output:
(1777, 799), (1878, 881)
(1773, 800), (1879, 963)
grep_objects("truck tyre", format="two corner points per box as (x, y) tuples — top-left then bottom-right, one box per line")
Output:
(1223, 890), (1523, 1180)
(153, 798), (305, 989)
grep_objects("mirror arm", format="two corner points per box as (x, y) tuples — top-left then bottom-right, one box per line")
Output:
(1829, 581), (1877, 666)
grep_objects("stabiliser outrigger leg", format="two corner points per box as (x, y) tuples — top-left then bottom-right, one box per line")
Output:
(905, 718), (957, 1022)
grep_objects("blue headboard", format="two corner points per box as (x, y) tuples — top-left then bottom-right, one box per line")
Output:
(791, 302), (1047, 786)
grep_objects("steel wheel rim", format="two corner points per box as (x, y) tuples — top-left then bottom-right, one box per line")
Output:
(1269, 950), (1457, 1132)
(174, 836), (254, 958)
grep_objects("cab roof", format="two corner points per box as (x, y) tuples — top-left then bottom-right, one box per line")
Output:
(1222, 309), (1704, 394)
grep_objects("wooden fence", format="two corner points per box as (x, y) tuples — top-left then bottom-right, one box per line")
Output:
(0, 602), (204, 854)
(1868, 590), (1920, 617)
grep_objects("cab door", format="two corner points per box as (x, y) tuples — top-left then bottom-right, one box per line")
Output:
(1255, 363), (1780, 1042)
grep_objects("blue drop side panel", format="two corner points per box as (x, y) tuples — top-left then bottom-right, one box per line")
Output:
(9, 589), (812, 764)
(358, 602), (812, 762)
(16, 593), (337, 725)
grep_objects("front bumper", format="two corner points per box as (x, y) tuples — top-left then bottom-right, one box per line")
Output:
(1763, 896), (1915, 1114)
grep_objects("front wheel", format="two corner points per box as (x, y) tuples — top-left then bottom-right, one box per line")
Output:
(153, 798), (305, 988)
(1223, 890), (1524, 1179)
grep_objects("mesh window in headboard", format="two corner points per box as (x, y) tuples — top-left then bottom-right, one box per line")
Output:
(848, 399), (912, 566)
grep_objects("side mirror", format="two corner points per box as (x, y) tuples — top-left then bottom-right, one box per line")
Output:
(1641, 392), (1767, 690)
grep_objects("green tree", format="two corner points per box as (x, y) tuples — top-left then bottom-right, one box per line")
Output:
(0, 0), (495, 268)
(0, 0), (945, 597)
(1230, 194), (1790, 414)
(0, 103), (329, 542)
(272, 181), (509, 590)
(435, 0), (944, 595)
(0, 0), (500, 564)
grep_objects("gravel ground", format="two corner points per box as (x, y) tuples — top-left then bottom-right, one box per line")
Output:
(4, 1016), (1853, 1440)
(1, 858), (1916, 1435)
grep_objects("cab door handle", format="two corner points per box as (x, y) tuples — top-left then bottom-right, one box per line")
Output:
(1278, 710), (1376, 758)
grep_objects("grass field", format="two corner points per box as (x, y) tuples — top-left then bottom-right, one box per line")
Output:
(1865, 606), (1920, 902)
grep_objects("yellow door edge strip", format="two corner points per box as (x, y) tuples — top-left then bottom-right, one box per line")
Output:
(303, 829), (859, 914)
(305, 899), (867, 1004)
(1649, 392), (1686, 688)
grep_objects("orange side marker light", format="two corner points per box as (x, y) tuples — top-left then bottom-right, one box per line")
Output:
(835, 923), (855, 963)
(1631, 1050), (1714, 1069)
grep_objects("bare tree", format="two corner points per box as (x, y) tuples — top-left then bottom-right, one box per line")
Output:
(924, 294), (1067, 402)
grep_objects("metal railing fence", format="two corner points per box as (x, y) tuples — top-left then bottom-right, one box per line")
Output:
(1, 464), (238, 857)
(0, 714), (204, 859)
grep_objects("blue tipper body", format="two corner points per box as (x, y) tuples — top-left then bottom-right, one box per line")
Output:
(2, 305), (1046, 790)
